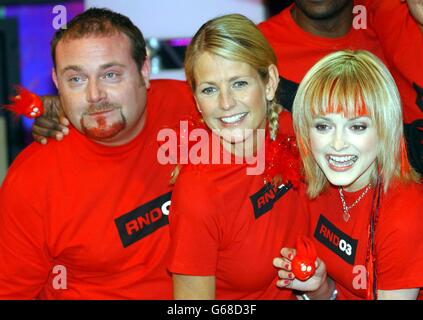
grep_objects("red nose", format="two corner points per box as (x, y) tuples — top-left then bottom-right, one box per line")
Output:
(291, 256), (316, 281)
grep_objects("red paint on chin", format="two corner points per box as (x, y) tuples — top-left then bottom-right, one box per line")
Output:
(97, 115), (107, 129)
(81, 115), (126, 139)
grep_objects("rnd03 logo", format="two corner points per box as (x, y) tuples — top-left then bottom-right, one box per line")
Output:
(323, 229), (353, 257)
(314, 215), (358, 265)
(115, 192), (171, 247)
(339, 238), (352, 256)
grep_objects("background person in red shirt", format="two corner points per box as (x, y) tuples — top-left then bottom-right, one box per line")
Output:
(258, 0), (423, 175)
(367, 0), (423, 176)
(274, 50), (423, 300)
(168, 14), (313, 300)
(0, 8), (195, 299)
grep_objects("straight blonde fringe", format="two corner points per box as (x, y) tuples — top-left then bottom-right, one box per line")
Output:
(292, 50), (420, 198)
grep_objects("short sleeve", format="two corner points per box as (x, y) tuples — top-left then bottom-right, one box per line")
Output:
(376, 183), (423, 290)
(0, 174), (52, 299)
(168, 167), (221, 276)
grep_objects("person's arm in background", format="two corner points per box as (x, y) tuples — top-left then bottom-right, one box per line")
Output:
(403, 0), (423, 30)
(32, 96), (69, 144)
(368, 0), (423, 175)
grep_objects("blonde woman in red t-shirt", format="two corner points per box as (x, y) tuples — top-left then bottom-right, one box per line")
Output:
(275, 50), (423, 300)
(167, 14), (315, 300)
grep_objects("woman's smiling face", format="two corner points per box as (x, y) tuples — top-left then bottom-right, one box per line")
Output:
(193, 52), (276, 148)
(309, 113), (379, 191)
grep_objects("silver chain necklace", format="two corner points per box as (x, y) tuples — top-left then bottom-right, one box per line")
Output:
(338, 183), (372, 222)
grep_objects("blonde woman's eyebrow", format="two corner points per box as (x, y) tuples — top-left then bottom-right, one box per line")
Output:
(348, 116), (371, 121)
(197, 81), (217, 87)
(198, 76), (250, 87)
(313, 116), (332, 122)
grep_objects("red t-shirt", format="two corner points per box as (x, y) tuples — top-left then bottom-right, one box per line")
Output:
(168, 112), (310, 299)
(368, 0), (423, 124)
(367, 0), (423, 174)
(0, 79), (195, 299)
(258, 1), (386, 112)
(309, 181), (423, 299)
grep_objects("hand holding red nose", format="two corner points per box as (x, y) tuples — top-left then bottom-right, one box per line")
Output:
(291, 237), (317, 281)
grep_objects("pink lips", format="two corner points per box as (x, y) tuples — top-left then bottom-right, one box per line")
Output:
(328, 162), (354, 172)
(326, 154), (357, 172)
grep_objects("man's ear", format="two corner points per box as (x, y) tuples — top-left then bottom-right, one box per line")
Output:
(52, 68), (59, 90)
(141, 58), (151, 89)
(265, 64), (279, 101)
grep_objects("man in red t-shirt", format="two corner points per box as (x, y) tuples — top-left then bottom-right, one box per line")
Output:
(258, 0), (423, 174)
(0, 8), (195, 299)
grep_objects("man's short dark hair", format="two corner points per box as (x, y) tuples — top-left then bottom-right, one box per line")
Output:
(51, 8), (147, 70)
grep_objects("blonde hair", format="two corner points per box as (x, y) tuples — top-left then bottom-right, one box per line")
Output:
(184, 13), (281, 140)
(292, 50), (419, 198)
